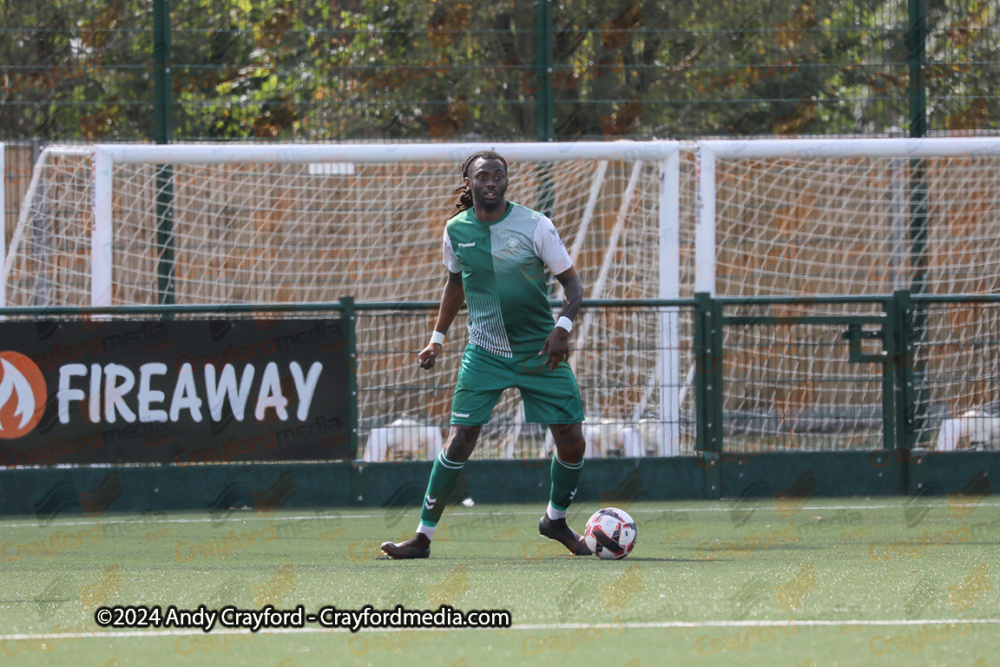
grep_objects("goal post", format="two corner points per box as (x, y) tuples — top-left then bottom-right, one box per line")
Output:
(5, 144), (94, 309)
(11, 140), (683, 459)
(93, 146), (113, 306)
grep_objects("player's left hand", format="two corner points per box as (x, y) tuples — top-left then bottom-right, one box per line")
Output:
(539, 327), (571, 370)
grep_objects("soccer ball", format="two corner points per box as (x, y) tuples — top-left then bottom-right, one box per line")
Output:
(583, 507), (637, 560)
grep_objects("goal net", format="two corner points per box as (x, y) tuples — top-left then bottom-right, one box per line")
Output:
(8, 142), (683, 460)
(697, 138), (1000, 452)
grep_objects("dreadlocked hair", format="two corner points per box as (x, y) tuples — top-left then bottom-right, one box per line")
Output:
(454, 151), (508, 212)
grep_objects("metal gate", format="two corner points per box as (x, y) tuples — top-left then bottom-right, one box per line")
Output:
(695, 294), (918, 458)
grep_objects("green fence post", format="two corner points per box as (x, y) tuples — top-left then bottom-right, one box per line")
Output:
(534, 0), (554, 141)
(906, 0), (930, 448)
(907, 0), (927, 139)
(153, 0), (172, 143)
(695, 293), (722, 497)
(908, 160), (929, 442)
(155, 166), (175, 308)
(153, 0), (175, 308)
(895, 290), (928, 494)
(894, 290), (919, 449)
(882, 294), (899, 452)
(694, 293), (710, 454)
(341, 296), (359, 460)
(709, 296), (724, 454)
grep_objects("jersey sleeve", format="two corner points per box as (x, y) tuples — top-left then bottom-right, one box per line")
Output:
(442, 228), (462, 273)
(533, 215), (573, 276)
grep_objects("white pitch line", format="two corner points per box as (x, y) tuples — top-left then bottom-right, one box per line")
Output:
(1, 618), (998, 642)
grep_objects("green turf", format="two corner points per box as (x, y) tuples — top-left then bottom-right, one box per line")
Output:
(0, 496), (997, 666)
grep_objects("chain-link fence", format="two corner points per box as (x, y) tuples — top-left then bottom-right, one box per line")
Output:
(2, 0), (997, 142)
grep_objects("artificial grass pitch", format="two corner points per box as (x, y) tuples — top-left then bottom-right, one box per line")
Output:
(0, 497), (997, 666)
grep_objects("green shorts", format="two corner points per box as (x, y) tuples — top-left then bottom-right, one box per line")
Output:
(450, 344), (585, 426)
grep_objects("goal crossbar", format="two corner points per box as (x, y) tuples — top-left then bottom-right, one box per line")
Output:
(698, 137), (1000, 160)
(94, 141), (679, 165)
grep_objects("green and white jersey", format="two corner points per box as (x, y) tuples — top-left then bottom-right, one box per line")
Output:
(443, 202), (573, 357)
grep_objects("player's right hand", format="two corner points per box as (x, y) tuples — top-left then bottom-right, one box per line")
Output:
(418, 343), (442, 369)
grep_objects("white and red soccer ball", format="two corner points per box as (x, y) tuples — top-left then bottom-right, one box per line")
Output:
(584, 507), (637, 560)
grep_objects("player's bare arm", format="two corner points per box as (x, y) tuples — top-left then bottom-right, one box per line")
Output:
(540, 266), (583, 370)
(419, 271), (465, 370)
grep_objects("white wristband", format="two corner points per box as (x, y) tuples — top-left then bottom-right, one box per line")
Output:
(430, 330), (446, 346)
(556, 316), (573, 332)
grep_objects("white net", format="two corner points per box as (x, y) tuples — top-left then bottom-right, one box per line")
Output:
(916, 301), (1000, 451)
(10, 151), (675, 305)
(9, 144), (683, 460)
(7, 148), (94, 306)
(707, 142), (1000, 452)
(712, 154), (1000, 298)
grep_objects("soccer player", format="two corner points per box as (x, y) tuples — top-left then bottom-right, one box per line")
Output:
(381, 151), (591, 559)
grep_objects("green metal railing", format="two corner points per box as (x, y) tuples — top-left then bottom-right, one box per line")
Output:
(705, 294), (898, 455)
(3, 292), (999, 462)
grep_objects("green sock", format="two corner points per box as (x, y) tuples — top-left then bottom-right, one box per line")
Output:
(549, 454), (584, 511)
(419, 451), (465, 527)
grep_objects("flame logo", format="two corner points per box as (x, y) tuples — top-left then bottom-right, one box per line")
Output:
(0, 352), (47, 438)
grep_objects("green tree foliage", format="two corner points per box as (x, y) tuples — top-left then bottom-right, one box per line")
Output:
(0, 0), (150, 138)
(0, 0), (996, 140)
